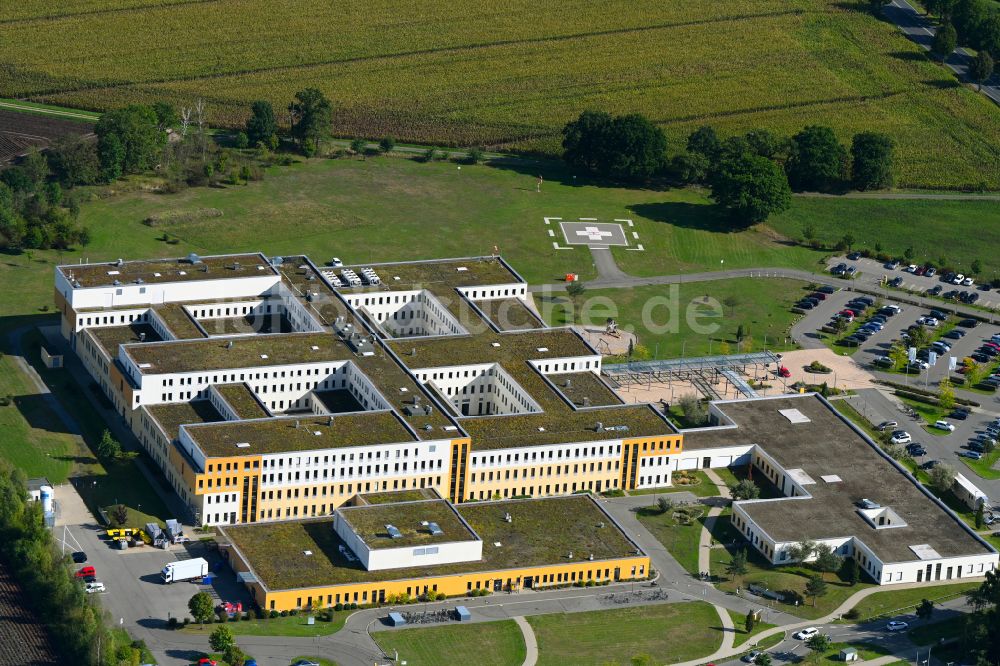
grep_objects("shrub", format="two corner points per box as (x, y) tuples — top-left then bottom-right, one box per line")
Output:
(254, 608), (265, 619)
(182, 618), (190, 626)
(280, 610), (288, 617)
(289, 609), (298, 616)
(269, 610), (279, 619)
(167, 617), (178, 629)
(435, 592), (446, 601)
(334, 603), (344, 612)
(843, 608), (860, 620)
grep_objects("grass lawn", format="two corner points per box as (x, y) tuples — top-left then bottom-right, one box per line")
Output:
(182, 612), (349, 638)
(814, 641), (891, 662)
(0, 351), (85, 483)
(840, 581), (979, 622)
(908, 614), (967, 646)
(528, 602), (720, 666)
(727, 609), (778, 648)
(770, 198), (1000, 278)
(959, 447), (1000, 480)
(373, 619), (525, 666)
(713, 542), (875, 620)
(637, 502), (708, 576)
(544, 278), (806, 358)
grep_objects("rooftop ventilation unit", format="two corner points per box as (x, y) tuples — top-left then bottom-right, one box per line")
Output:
(115, 258), (124, 267)
(233, 262), (241, 271)
(582, 397), (591, 407)
(537, 347), (549, 352)
(386, 524), (403, 539)
(139, 332), (146, 342)
(595, 422), (604, 432)
(236, 442), (250, 448)
(303, 550), (312, 556)
(225, 340), (234, 349)
(456, 266), (468, 272)
(504, 513), (512, 523)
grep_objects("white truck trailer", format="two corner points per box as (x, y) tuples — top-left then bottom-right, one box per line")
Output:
(161, 557), (208, 584)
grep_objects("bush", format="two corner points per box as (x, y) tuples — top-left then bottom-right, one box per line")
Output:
(183, 617), (190, 626)
(289, 609), (298, 616)
(167, 617), (178, 629)
(334, 603), (344, 612)
(280, 610), (288, 617)
(843, 608), (860, 620)
(254, 608), (265, 620)
(269, 610), (279, 619)
(435, 592), (446, 601)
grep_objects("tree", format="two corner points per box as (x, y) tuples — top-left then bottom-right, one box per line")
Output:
(379, 136), (396, 153)
(687, 125), (721, 161)
(745, 610), (756, 634)
(802, 223), (817, 246)
(151, 102), (178, 131)
(464, 147), (484, 164)
(561, 110), (666, 180)
(969, 50), (994, 90)
(224, 645), (248, 666)
(938, 377), (956, 411)
(97, 133), (124, 182)
(744, 128), (784, 159)
(111, 503), (128, 527)
(566, 281), (586, 301)
(677, 393), (709, 426)
(976, 502), (985, 529)
(971, 258), (983, 275)
(94, 105), (165, 176)
(209, 625), (235, 653)
(805, 631), (831, 651)
(788, 539), (816, 564)
(656, 496), (672, 514)
(709, 151), (792, 226)
(350, 138), (367, 156)
(726, 548), (749, 584)
(47, 135), (99, 187)
(189, 592), (215, 623)
(850, 132), (895, 190)
(724, 296), (741, 317)
(916, 598), (935, 620)
(753, 654), (772, 666)
(786, 125), (847, 192)
(925, 0), (958, 17)
(929, 463), (957, 494)
(289, 88), (333, 156)
(669, 152), (710, 184)
(932, 22), (958, 59)
(97, 429), (122, 460)
(847, 557), (861, 586)
(805, 575), (828, 606)
(812, 543), (843, 575)
(729, 479), (761, 501)
(245, 100), (278, 149)
(841, 233), (856, 252)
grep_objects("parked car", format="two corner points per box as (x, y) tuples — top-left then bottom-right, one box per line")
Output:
(873, 356), (894, 368)
(329, 257), (343, 267)
(74, 566), (95, 579)
(944, 329), (965, 339)
(71, 551), (88, 564)
(817, 285), (836, 294)
(810, 292), (827, 301)
(950, 409), (969, 421)
(933, 420), (956, 432)
(795, 300), (815, 310)
(794, 627), (819, 640)
(907, 444), (927, 456)
(905, 264), (917, 273)
(778, 366), (791, 378)
(889, 277), (904, 287)
(963, 277), (975, 286)
(886, 620), (909, 632)
(972, 352), (990, 363)
(742, 651), (762, 663)
(831, 263), (848, 275)
(878, 421), (899, 432)
(960, 451), (983, 460)
(952, 274), (966, 285)
(845, 265), (858, 276)
(85, 581), (105, 594)
(928, 285), (943, 296)
(925, 267), (937, 277)
(958, 318), (978, 328)
(885, 261), (900, 270)
(908, 361), (930, 371)
(890, 432), (912, 444)
(921, 459), (940, 470)
(847, 252), (862, 260)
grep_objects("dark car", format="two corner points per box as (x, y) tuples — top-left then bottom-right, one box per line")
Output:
(921, 459), (940, 470)
(890, 277), (904, 287)
(817, 285), (836, 294)
(831, 263), (848, 275)
(795, 300), (815, 310)
(980, 346), (999, 357)
(944, 329), (965, 340)
(958, 318), (979, 328)
(928, 285), (943, 296)
(968, 293), (980, 304)
(71, 551), (87, 564)
(972, 352), (990, 363)
(810, 292), (827, 301)
(930, 310), (948, 320)
(949, 410), (969, 420)
(943, 272), (956, 282)
(847, 252), (862, 260)
(907, 445), (927, 456)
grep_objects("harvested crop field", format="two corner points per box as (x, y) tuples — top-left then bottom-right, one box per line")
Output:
(1, 1), (998, 188)
(0, 108), (93, 163)
(0, 560), (59, 665)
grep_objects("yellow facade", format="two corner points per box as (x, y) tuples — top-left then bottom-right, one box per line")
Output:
(225, 548), (651, 612)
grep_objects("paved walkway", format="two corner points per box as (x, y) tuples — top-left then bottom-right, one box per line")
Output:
(698, 469), (732, 579)
(514, 616), (538, 666)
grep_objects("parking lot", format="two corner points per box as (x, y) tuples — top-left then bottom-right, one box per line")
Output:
(58, 514), (251, 631)
(826, 255), (1000, 311)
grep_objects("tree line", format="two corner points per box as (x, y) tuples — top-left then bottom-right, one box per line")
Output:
(561, 110), (894, 226)
(923, 0), (998, 87)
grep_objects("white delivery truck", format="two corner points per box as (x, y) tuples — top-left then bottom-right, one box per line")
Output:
(161, 557), (208, 584)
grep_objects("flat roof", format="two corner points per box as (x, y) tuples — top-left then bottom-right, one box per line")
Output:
(474, 298), (544, 331)
(89, 323), (161, 358)
(59, 253), (273, 288)
(146, 400), (225, 441)
(338, 257), (520, 294)
(338, 499), (477, 549)
(222, 495), (640, 590)
(358, 489), (440, 505)
(704, 395), (993, 563)
(153, 303), (206, 339)
(183, 412), (418, 458)
(549, 371), (623, 408)
(214, 383), (269, 420)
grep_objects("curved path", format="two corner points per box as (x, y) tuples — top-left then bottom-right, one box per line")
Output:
(514, 616), (539, 666)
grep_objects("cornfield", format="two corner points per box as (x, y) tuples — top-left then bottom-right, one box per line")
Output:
(1, 0), (998, 188)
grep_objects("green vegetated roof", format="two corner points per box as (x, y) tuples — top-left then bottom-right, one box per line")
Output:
(146, 400), (225, 440)
(359, 488), (440, 505)
(474, 298), (543, 331)
(153, 303), (206, 339)
(223, 495), (639, 590)
(183, 412), (417, 458)
(392, 328), (674, 449)
(549, 371), (623, 408)
(89, 323), (161, 358)
(339, 499), (476, 549)
(340, 257), (519, 294)
(214, 383), (269, 419)
(60, 253), (272, 288)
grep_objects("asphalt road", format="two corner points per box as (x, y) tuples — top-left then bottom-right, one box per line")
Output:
(884, 0), (1000, 105)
